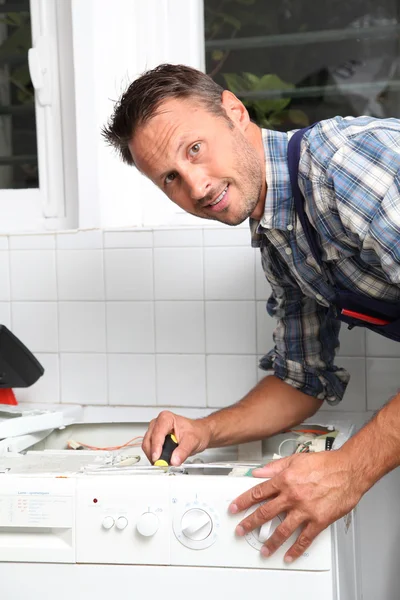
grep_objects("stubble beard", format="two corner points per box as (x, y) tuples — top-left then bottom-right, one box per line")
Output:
(210, 135), (263, 226)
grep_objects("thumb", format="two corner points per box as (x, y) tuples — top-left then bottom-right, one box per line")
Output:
(251, 456), (292, 478)
(170, 436), (196, 466)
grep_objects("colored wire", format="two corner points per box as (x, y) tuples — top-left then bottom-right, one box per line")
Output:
(67, 435), (143, 451)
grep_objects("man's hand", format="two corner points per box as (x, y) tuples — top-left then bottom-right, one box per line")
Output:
(229, 449), (362, 562)
(142, 411), (212, 466)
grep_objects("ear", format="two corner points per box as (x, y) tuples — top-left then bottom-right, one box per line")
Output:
(221, 90), (250, 131)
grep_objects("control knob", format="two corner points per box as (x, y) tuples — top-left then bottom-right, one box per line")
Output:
(116, 516), (128, 530)
(102, 516), (114, 530)
(136, 512), (159, 537)
(181, 508), (212, 541)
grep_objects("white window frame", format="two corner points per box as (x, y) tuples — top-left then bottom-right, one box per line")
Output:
(73, 0), (213, 230)
(0, 0), (76, 233)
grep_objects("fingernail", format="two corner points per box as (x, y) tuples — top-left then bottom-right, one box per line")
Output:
(235, 525), (245, 537)
(284, 556), (293, 563)
(229, 503), (238, 514)
(152, 452), (158, 463)
(261, 547), (270, 558)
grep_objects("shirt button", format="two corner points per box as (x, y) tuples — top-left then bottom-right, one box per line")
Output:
(285, 247), (292, 255)
(287, 224), (293, 231)
(316, 294), (323, 301)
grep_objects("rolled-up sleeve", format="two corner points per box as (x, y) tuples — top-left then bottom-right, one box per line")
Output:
(258, 246), (350, 406)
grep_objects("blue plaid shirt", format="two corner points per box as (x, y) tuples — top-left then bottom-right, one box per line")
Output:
(251, 116), (400, 405)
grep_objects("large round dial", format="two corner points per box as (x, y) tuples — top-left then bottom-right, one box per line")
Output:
(173, 501), (220, 550)
(181, 508), (213, 541)
(244, 503), (284, 550)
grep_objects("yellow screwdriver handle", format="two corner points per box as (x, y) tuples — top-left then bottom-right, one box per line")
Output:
(154, 434), (178, 467)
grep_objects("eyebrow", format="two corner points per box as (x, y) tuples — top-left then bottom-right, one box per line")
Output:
(158, 139), (188, 182)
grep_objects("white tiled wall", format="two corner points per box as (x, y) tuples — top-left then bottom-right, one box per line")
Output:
(2, 226), (398, 413)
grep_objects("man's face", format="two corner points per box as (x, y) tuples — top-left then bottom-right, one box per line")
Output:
(129, 94), (265, 226)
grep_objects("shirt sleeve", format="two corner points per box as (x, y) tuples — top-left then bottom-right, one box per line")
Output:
(258, 244), (350, 405)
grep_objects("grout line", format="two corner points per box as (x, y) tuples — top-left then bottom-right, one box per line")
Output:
(202, 227), (208, 407)
(151, 231), (158, 405)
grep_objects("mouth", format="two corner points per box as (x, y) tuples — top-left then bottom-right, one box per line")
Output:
(205, 185), (229, 212)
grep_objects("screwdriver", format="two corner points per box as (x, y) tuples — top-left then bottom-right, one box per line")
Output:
(154, 433), (179, 467)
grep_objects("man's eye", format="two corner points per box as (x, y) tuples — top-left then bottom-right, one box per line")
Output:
(189, 143), (201, 156)
(165, 172), (177, 184)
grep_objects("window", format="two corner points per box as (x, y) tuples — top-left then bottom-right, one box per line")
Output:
(0, 0), (75, 233)
(203, 0), (400, 130)
(0, 2), (37, 191)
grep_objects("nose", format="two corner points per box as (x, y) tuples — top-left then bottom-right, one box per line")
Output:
(183, 166), (212, 202)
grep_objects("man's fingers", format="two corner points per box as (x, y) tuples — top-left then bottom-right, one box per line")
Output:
(141, 419), (155, 462)
(283, 522), (322, 563)
(252, 456), (292, 478)
(147, 411), (176, 462)
(260, 512), (303, 558)
(235, 498), (285, 536)
(229, 479), (277, 514)
(169, 436), (196, 466)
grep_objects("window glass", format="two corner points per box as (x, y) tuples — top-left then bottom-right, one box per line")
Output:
(204, 0), (400, 130)
(0, 1), (37, 189)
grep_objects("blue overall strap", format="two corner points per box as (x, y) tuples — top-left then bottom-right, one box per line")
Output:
(287, 126), (324, 271)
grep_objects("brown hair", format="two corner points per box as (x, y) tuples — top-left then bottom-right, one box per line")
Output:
(101, 63), (230, 167)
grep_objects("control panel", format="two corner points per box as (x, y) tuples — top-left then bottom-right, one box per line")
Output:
(75, 474), (332, 570)
(0, 473), (332, 569)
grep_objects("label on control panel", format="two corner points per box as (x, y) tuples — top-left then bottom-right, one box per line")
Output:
(0, 493), (73, 528)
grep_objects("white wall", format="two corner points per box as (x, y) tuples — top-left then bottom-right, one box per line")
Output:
(1, 223), (400, 599)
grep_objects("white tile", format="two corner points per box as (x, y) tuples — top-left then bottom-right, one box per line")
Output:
(0, 303), (11, 328)
(57, 230), (103, 249)
(156, 354), (206, 407)
(204, 247), (255, 300)
(12, 302), (58, 352)
(106, 302), (155, 353)
(15, 354), (60, 403)
(327, 357), (366, 412)
(104, 230), (153, 248)
(203, 226), (251, 246)
(0, 237), (8, 250)
(153, 229), (202, 247)
(206, 355), (257, 407)
(366, 330), (400, 358)
(105, 249), (154, 300)
(10, 250), (57, 300)
(57, 250), (105, 300)
(60, 354), (107, 404)
(108, 354), (156, 405)
(0, 252), (10, 301)
(205, 301), (256, 354)
(10, 234), (55, 250)
(154, 248), (203, 300)
(155, 301), (205, 353)
(255, 253), (272, 300)
(366, 358), (400, 411)
(256, 301), (275, 354)
(59, 302), (106, 352)
(337, 324), (365, 357)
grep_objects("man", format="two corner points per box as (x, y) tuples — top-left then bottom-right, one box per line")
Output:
(102, 63), (400, 563)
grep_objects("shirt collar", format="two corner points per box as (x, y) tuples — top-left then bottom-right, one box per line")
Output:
(250, 128), (295, 246)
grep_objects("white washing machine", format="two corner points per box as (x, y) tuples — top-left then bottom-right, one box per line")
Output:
(0, 452), (360, 600)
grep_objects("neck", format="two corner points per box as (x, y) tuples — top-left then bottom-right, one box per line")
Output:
(248, 123), (267, 221)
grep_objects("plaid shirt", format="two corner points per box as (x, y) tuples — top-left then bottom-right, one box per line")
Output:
(251, 116), (400, 405)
